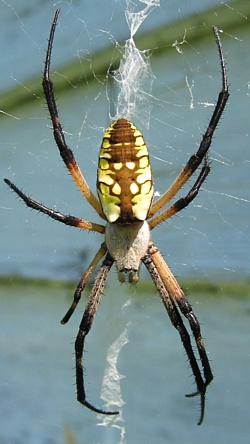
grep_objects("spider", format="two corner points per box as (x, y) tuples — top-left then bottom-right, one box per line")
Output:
(4, 9), (229, 425)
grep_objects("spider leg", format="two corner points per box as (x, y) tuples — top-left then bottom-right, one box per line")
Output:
(143, 244), (213, 425)
(74, 252), (119, 415)
(149, 154), (210, 229)
(61, 243), (107, 324)
(42, 9), (104, 219)
(149, 26), (229, 220)
(149, 245), (213, 384)
(4, 178), (105, 233)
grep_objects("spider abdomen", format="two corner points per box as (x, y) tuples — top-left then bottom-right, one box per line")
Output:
(105, 220), (150, 283)
(97, 119), (154, 223)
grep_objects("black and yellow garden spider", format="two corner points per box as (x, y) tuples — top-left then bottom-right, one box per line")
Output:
(4, 9), (229, 425)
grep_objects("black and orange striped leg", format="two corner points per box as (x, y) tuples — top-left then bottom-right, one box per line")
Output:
(4, 178), (105, 233)
(149, 26), (229, 221)
(149, 155), (210, 229)
(143, 245), (213, 425)
(74, 252), (119, 415)
(42, 9), (104, 218)
(61, 243), (107, 324)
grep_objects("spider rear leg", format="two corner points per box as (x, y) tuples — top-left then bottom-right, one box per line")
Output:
(143, 245), (213, 425)
(61, 243), (107, 324)
(74, 252), (119, 415)
(149, 245), (213, 385)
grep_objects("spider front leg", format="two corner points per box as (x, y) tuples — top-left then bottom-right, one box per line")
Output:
(74, 252), (119, 415)
(143, 244), (213, 425)
(149, 26), (229, 221)
(42, 9), (104, 219)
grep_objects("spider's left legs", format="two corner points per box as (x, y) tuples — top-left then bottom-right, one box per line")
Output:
(4, 178), (105, 233)
(143, 244), (213, 425)
(61, 243), (107, 324)
(42, 9), (103, 218)
(74, 252), (119, 415)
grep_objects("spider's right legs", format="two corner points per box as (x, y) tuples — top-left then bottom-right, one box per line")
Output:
(149, 155), (210, 229)
(74, 252), (119, 415)
(148, 244), (213, 393)
(143, 245), (212, 426)
(149, 26), (229, 219)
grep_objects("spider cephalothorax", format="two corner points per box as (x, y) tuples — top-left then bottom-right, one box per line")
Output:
(4, 9), (229, 425)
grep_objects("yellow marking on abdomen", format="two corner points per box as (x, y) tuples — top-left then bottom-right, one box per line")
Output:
(112, 182), (121, 195)
(126, 161), (135, 170)
(130, 181), (139, 195)
(113, 162), (123, 170)
(98, 168), (115, 186)
(139, 156), (149, 168)
(99, 158), (110, 170)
